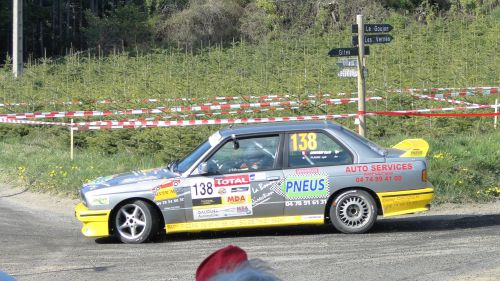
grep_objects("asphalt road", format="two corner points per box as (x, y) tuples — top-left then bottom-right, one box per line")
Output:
(1, 186), (499, 281)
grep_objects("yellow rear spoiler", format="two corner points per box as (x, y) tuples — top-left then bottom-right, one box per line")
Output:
(392, 139), (429, 157)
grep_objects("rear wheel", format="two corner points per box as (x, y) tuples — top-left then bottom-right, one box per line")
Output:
(330, 190), (377, 234)
(114, 200), (159, 244)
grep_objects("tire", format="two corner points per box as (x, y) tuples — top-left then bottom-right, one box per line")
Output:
(330, 190), (377, 234)
(114, 200), (159, 244)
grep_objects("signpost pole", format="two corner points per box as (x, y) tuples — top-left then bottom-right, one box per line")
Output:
(13, 0), (23, 77)
(356, 15), (367, 137)
(495, 99), (498, 130)
(70, 119), (74, 161)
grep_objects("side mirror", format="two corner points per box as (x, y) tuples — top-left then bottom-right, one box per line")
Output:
(197, 162), (209, 175)
(232, 134), (239, 150)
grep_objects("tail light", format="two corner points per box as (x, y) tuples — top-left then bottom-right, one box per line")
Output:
(422, 169), (428, 182)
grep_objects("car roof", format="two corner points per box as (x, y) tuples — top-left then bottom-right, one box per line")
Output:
(218, 121), (343, 137)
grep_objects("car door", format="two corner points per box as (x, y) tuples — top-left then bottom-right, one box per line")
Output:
(184, 134), (285, 223)
(282, 130), (354, 217)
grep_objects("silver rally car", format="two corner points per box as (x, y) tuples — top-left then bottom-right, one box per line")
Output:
(75, 121), (434, 243)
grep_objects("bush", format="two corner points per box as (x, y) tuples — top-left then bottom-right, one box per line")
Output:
(156, 0), (244, 48)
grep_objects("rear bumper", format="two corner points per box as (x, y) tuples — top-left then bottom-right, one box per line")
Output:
(74, 203), (111, 238)
(377, 187), (434, 217)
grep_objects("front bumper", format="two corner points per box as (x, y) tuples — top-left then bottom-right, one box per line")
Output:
(74, 203), (111, 238)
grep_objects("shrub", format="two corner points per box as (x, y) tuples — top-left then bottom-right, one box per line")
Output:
(156, 0), (244, 48)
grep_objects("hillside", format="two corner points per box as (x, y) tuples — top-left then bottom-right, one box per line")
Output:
(0, 11), (499, 202)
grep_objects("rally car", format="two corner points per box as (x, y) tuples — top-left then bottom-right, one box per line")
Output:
(75, 121), (434, 243)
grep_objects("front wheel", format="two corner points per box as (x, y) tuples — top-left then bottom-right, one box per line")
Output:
(114, 200), (159, 244)
(330, 190), (377, 234)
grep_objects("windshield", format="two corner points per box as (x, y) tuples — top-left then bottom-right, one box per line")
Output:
(175, 141), (212, 173)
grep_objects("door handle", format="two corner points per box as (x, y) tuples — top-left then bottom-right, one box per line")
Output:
(266, 176), (281, 181)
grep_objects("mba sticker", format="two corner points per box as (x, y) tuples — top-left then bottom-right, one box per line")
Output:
(281, 174), (329, 199)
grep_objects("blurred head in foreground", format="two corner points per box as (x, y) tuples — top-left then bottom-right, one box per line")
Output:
(196, 245), (280, 281)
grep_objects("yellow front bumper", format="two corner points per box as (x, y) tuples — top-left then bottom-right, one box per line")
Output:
(74, 203), (111, 238)
(377, 187), (434, 217)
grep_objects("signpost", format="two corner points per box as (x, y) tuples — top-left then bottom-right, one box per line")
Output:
(336, 58), (358, 67)
(352, 34), (393, 45)
(337, 68), (368, 78)
(328, 47), (369, 57)
(351, 24), (393, 33)
(328, 16), (394, 137)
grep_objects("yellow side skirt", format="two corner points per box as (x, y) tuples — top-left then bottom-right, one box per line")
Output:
(74, 203), (111, 238)
(165, 215), (324, 233)
(377, 188), (434, 217)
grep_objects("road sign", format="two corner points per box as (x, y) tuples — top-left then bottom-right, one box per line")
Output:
(352, 24), (393, 33)
(336, 58), (358, 67)
(352, 34), (393, 45)
(328, 46), (370, 57)
(337, 68), (368, 78)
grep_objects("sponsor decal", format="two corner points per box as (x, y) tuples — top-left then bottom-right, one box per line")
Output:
(193, 204), (253, 220)
(295, 167), (320, 174)
(249, 172), (266, 181)
(193, 197), (222, 207)
(89, 196), (109, 206)
(191, 175), (253, 220)
(153, 179), (180, 201)
(252, 191), (275, 207)
(280, 174), (329, 199)
(285, 199), (327, 207)
(290, 132), (318, 151)
(345, 163), (413, 173)
(345, 164), (412, 183)
(214, 175), (250, 187)
(225, 195), (249, 204)
(231, 186), (249, 193)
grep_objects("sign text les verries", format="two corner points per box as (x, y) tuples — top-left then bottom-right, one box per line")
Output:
(352, 34), (393, 46)
(351, 24), (393, 33)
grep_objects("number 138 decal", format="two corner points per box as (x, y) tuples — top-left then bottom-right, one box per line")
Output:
(191, 179), (215, 199)
(290, 133), (317, 151)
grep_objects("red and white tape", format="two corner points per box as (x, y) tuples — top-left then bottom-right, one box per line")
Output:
(0, 98), (381, 120)
(0, 118), (69, 126)
(413, 94), (480, 106)
(403, 86), (498, 94)
(73, 113), (359, 130)
(0, 93), (353, 108)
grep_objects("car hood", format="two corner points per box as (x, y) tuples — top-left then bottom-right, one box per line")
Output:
(83, 167), (179, 191)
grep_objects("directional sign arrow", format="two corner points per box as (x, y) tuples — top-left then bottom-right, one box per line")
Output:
(352, 34), (394, 46)
(336, 58), (358, 67)
(352, 24), (393, 33)
(328, 46), (370, 57)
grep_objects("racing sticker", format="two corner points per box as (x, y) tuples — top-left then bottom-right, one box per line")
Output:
(277, 174), (329, 199)
(153, 179), (180, 201)
(344, 163), (413, 183)
(290, 132), (317, 151)
(191, 174), (253, 220)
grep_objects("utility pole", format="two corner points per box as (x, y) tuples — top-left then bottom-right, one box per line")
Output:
(356, 15), (367, 137)
(13, 0), (23, 77)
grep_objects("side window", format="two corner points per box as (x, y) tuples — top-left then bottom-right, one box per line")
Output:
(287, 132), (352, 168)
(206, 135), (280, 174)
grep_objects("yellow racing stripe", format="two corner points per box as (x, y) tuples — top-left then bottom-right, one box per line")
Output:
(165, 215), (324, 233)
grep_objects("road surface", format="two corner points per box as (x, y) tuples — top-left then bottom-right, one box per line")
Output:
(1, 185), (499, 281)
